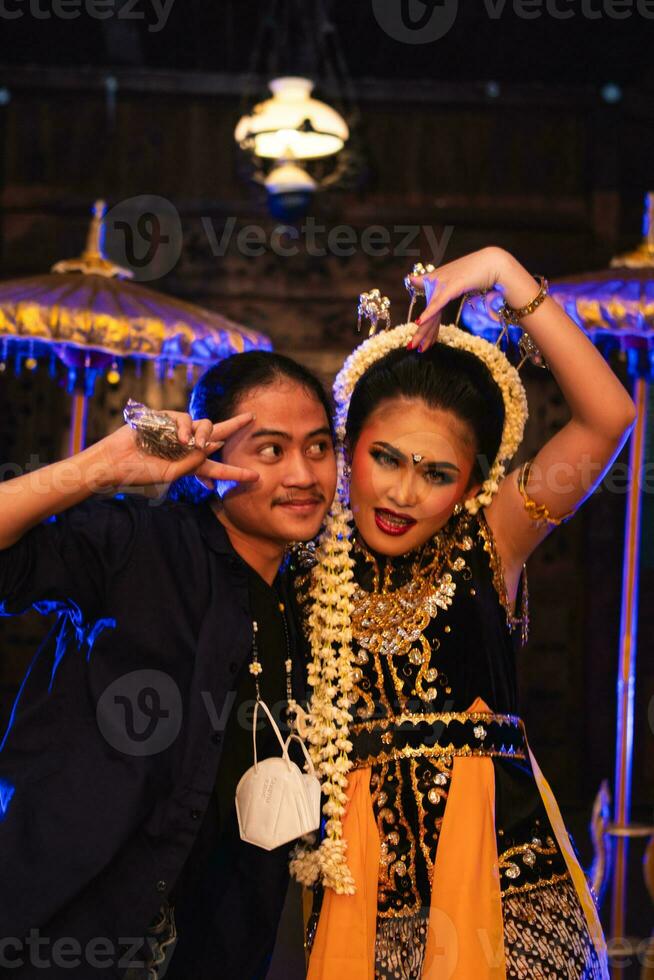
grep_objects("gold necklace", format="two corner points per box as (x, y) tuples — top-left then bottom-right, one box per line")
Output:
(350, 519), (474, 712)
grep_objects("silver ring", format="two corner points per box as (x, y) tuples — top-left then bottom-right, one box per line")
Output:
(123, 399), (196, 461)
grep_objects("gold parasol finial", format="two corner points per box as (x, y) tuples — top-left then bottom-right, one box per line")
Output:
(51, 199), (134, 279)
(610, 191), (654, 269)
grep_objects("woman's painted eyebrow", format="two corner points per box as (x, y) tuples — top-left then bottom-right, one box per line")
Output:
(372, 441), (460, 471)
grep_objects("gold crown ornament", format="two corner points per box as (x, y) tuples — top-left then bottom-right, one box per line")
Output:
(356, 289), (391, 336)
(403, 261), (435, 323)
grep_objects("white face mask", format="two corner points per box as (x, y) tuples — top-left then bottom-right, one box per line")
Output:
(235, 697), (321, 851)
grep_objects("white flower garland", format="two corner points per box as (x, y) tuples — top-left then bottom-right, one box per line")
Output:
(289, 322), (528, 893)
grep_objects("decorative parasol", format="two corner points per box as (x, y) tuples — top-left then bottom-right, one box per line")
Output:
(0, 201), (272, 455)
(461, 193), (654, 966)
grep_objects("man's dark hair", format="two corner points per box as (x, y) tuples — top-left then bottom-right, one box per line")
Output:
(169, 351), (333, 502)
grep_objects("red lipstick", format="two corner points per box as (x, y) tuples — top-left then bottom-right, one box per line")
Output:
(374, 508), (417, 536)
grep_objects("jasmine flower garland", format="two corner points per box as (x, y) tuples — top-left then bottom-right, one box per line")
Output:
(289, 322), (528, 893)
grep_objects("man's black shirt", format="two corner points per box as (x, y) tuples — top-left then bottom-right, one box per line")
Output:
(166, 565), (299, 978)
(0, 494), (308, 978)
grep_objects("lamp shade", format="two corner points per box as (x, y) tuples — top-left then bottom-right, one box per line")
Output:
(234, 76), (349, 161)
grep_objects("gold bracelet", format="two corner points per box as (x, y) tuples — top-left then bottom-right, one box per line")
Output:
(517, 459), (576, 528)
(499, 276), (549, 326)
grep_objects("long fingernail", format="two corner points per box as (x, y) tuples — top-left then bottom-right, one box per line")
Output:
(197, 437), (206, 449)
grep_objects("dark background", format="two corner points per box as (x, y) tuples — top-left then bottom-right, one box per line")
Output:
(2, 1), (654, 83)
(0, 0), (653, 971)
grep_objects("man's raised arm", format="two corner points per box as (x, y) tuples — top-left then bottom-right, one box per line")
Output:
(0, 409), (258, 550)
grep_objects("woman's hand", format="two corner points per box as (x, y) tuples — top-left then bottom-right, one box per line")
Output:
(95, 411), (260, 490)
(407, 246), (511, 351)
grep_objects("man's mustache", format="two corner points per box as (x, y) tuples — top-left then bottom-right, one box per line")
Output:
(272, 492), (326, 506)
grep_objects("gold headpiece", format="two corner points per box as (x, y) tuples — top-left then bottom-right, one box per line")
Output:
(356, 289), (391, 336)
(402, 263), (548, 371)
(339, 288), (530, 515)
(403, 261), (435, 322)
(289, 273), (534, 897)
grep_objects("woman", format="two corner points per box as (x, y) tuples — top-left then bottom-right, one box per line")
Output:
(290, 247), (635, 979)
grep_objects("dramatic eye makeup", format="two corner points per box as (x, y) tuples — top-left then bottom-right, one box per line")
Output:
(421, 466), (457, 485)
(369, 441), (460, 484)
(369, 446), (400, 469)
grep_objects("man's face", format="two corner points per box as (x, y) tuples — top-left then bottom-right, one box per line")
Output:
(216, 380), (336, 547)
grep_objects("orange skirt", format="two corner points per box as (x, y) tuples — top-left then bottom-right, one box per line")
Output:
(306, 697), (608, 980)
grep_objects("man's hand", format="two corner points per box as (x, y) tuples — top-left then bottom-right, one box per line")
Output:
(95, 411), (260, 490)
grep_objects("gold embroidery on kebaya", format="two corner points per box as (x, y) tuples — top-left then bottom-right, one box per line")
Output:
(410, 759), (450, 885)
(350, 710), (523, 731)
(352, 739), (527, 770)
(349, 710), (527, 769)
(499, 839), (558, 865)
(374, 761), (422, 917)
(298, 512), (549, 923)
(389, 760), (421, 915)
(348, 660), (377, 718)
(476, 510), (530, 644)
(502, 870), (571, 899)
(349, 517), (474, 720)
(498, 837), (565, 896)
(345, 515), (535, 915)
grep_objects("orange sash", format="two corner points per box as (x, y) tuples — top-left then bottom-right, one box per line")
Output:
(308, 698), (506, 979)
(306, 767), (380, 979)
(306, 696), (607, 979)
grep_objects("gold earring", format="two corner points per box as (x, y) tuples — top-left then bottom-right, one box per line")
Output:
(453, 502), (463, 515)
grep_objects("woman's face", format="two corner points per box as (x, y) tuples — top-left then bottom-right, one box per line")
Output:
(348, 397), (481, 556)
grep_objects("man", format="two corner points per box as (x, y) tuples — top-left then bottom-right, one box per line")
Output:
(0, 351), (337, 979)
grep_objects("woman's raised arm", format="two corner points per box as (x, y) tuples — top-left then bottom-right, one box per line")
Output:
(409, 246), (636, 571)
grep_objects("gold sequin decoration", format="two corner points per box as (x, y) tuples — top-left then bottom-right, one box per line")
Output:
(372, 761), (422, 917)
(477, 509), (530, 644)
(350, 520), (473, 720)
(410, 758), (451, 885)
